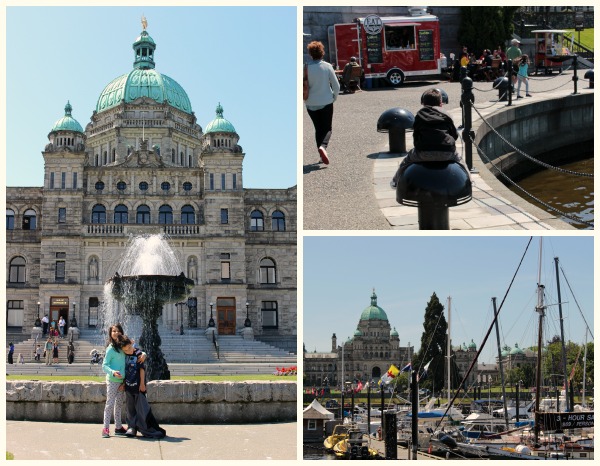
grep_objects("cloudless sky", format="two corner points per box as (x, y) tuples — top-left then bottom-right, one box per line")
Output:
(303, 236), (593, 364)
(6, 6), (297, 189)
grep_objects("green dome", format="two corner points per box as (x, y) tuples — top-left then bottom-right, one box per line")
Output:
(360, 290), (389, 321)
(51, 101), (83, 133)
(205, 103), (237, 134)
(95, 24), (192, 115)
(510, 343), (524, 356)
(353, 329), (363, 337)
(468, 339), (477, 350)
(501, 345), (511, 358)
(391, 327), (399, 337)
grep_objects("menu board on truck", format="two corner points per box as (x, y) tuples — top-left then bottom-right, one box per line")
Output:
(418, 29), (434, 61)
(366, 33), (383, 64)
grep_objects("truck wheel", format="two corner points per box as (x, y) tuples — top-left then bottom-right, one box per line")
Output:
(386, 69), (405, 87)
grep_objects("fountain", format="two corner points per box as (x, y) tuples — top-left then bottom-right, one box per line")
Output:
(104, 235), (194, 381)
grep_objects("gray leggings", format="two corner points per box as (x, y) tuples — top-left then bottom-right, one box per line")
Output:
(103, 381), (125, 429)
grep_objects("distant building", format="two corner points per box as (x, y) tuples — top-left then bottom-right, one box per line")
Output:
(304, 290), (413, 388)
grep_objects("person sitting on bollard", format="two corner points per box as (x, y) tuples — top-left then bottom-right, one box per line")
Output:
(516, 54), (532, 99)
(391, 89), (468, 188)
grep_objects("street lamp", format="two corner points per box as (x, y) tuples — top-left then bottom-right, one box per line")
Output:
(34, 301), (42, 328)
(37, 301), (40, 319)
(244, 301), (251, 327)
(208, 302), (215, 327)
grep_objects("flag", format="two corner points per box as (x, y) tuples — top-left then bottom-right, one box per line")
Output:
(418, 359), (433, 382)
(401, 362), (412, 373)
(356, 381), (363, 392)
(380, 364), (400, 385)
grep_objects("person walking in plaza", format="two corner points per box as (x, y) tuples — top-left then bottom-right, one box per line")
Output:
(41, 314), (49, 336)
(8, 342), (14, 364)
(516, 54), (532, 99)
(506, 38), (522, 88)
(52, 340), (59, 364)
(58, 316), (66, 339)
(44, 337), (53, 365)
(304, 40), (340, 166)
(121, 337), (166, 438)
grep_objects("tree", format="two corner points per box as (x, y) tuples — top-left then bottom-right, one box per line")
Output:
(458, 7), (520, 56)
(414, 292), (447, 392)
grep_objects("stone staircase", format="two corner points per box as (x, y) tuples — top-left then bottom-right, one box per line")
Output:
(7, 326), (296, 369)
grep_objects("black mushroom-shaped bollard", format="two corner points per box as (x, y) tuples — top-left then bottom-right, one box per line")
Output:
(584, 70), (593, 89)
(377, 108), (414, 153)
(493, 77), (509, 101)
(396, 161), (472, 230)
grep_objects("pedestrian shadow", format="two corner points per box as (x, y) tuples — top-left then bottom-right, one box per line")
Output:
(303, 162), (325, 174)
(145, 435), (190, 443)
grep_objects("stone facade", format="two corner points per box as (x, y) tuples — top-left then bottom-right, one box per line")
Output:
(6, 26), (297, 349)
(304, 291), (413, 388)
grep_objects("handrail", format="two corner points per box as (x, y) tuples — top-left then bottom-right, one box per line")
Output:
(212, 332), (219, 359)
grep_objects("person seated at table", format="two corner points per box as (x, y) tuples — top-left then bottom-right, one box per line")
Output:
(478, 49), (494, 81)
(493, 45), (506, 61)
(391, 89), (468, 187)
(340, 57), (361, 93)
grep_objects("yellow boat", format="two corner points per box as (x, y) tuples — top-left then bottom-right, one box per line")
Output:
(332, 428), (379, 459)
(323, 424), (350, 450)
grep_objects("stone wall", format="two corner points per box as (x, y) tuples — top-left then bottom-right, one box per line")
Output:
(6, 380), (297, 424)
(474, 93), (594, 179)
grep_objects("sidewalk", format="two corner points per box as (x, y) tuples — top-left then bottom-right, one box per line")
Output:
(6, 420), (297, 460)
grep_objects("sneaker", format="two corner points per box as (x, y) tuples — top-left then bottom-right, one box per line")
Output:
(526, 94), (532, 97)
(318, 146), (329, 165)
(114, 427), (127, 436)
(102, 428), (110, 438)
(125, 428), (137, 437)
(517, 95), (523, 99)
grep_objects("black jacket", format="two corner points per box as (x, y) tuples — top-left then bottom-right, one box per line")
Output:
(413, 106), (458, 152)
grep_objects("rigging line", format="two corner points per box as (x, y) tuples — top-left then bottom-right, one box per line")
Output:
(559, 267), (593, 339)
(434, 236), (533, 431)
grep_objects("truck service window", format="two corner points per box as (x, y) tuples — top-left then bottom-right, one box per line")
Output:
(385, 26), (415, 51)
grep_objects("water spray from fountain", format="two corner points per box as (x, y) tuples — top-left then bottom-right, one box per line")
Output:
(102, 234), (194, 380)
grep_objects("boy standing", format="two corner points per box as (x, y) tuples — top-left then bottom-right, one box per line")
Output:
(121, 337), (166, 438)
(391, 89), (468, 187)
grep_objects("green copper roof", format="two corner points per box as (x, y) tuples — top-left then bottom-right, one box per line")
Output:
(95, 24), (192, 115)
(51, 101), (84, 133)
(391, 327), (399, 337)
(359, 290), (389, 321)
(510, 343), (524, 355)
(205, 103), (237, 134)
(353, 329), (363, 337)
(468, 339), (477, 350)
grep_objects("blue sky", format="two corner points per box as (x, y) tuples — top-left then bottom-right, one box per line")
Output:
(303, 236), (593, 364)
(5, 6), (297, 189)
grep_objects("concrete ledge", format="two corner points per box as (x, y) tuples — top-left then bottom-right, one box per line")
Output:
(6, 380), (297, 424)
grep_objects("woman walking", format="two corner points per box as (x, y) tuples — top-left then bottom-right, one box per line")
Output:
(304, 41), (340, 165)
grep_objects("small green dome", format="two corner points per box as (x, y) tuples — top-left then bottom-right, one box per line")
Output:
(468, 339), (477, 350)
(391, 327), (399, 337)
(354, 329), (363, 337)
(205, 103), (237, 134)
(360, 290), (389, 321)
(510, 343), (525, 356)
(51, 101), (83, 133)
(501, 345), (511, 358)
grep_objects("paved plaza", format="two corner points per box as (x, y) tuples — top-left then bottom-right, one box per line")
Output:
(6, 420), (297, 460)
(303, 71), (591, 230)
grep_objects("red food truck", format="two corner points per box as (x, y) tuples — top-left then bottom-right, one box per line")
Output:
(328, 12), (446, 87)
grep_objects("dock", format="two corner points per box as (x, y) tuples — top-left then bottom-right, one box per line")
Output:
(369, 438), (443, 460)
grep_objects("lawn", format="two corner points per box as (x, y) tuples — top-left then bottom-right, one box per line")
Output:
(565, 28), (594, 50)
(7, 374), (296, 382)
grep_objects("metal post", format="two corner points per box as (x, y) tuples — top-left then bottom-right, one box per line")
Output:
(244, 301), (251, 327)
(37, 301), (40, 319)
(493, 297), (509, 430)
(380, 384), (385, 440)
(461, 77), (474, 170)
(411, 370), (418, 460)
(341, 388), (345, 422)
(507, 62), (513, 106)
(351, 384), (355, 422)
(367, 383), (371, 436)
(208, 302), (215, 327)
(384, 411), (398, 459)
(554, 257), (569, 411)
(516, 381), (520, 422)
(572, 54), (579, 94)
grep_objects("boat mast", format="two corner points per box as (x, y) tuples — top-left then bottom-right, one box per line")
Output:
(534, 239), (545, 444)
(582, 329), (588, 408)
(492, 297), (509, 430)
(554, 257), (570, 412)
(447, 296), (451, 405)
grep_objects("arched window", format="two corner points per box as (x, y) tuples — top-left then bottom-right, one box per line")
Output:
(158, 205), (173, 224)
(9, 256), (26, 283)
(181, 205), (195, 224)
(91, 205), (106, 224)
(272, 210), (286, 231)
(6, 209), (15, 230)
(259, 258), (276, 284)
(250, 210), (264, 231)
(136, 205), (151, 224)
(23, 209), (37, 230)
(114, 204), (128, 224)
